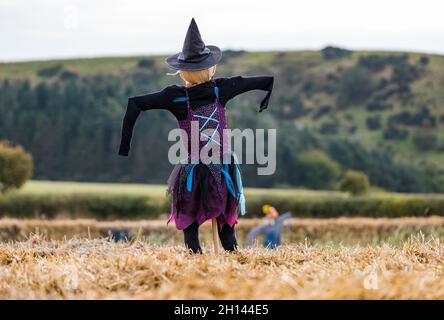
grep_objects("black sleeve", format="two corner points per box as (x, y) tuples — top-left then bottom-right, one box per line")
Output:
(118, 87), (173, 156)
(218, 76), (274, 112)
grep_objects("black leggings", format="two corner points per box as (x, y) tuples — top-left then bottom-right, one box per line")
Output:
(183, 221), (238, 253)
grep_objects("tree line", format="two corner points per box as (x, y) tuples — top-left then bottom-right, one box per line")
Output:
(0, 55), (442, 192)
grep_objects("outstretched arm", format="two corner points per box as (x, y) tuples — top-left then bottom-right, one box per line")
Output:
(118, 99), (142, 156)
(118, 88), (172, 156)
(218, 76), (274, 112)
(275, 212), (291, 228)
(247, 224), (268, 247)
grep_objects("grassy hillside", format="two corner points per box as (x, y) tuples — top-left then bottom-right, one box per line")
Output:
(1, 49), (443, 165)
(1, 48), (444, 191)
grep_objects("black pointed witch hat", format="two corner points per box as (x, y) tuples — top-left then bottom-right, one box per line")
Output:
(165, 18), (222, 71)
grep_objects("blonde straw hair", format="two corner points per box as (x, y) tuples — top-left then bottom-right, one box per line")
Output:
(179, 65), (217, 87)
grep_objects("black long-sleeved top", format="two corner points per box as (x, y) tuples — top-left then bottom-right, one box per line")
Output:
(118, 75), (274, 156)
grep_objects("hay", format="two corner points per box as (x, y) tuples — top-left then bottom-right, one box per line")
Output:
(0, 234), (443, 299)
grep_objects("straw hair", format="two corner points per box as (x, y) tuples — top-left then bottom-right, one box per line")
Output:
(262, 204), (271, 215)
(179, 65), (217, 87)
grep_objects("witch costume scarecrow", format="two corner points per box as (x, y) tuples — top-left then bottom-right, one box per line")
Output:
(118, 18), (274, 253)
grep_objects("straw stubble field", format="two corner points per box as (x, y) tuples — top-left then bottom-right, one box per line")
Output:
(1, 217), (444, 299)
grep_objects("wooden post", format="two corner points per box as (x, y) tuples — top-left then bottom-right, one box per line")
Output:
(211, 218), (220, 254)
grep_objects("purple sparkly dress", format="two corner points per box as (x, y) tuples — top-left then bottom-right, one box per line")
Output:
(167, 81), (245, 230)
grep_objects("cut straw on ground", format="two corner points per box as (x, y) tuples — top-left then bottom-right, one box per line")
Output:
(0, 234), (443, 299)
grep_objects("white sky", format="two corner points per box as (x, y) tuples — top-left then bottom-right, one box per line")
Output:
(1, 0), (443, 62)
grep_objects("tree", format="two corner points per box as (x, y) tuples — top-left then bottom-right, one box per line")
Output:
(366, 115), (381, 130)
(419, 56), (429, 66)
(321, 46), (352, 60)
(295, 149), (341, 189)
(338, 66), (374, 107)
(340, 170), (370, 195)
(412, 131), (438, 151)
(421, 162), (444, 193)
(0, 141), (33, 193)
(137, 59), (155, 69)
(383, 125), (409, 140)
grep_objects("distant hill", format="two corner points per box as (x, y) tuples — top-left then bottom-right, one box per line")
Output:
(1, 48), (444, 192)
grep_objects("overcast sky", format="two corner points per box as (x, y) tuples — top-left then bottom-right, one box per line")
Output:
(1, 0), (443, 62)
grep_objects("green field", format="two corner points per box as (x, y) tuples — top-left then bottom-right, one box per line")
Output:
(0, 180), (441, 220)
(20, 180), (168, 197)
(19, 180), (444, 200)
(20, 180), (346, 198)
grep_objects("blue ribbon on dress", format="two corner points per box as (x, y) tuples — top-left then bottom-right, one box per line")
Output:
(186, 164), (197, 192)
(185, 161), (246, 216)
(235, 162), (246, 215)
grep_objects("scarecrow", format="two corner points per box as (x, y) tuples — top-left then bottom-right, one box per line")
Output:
(119, 18), (274, 253)
(246, 205), (292, 248)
